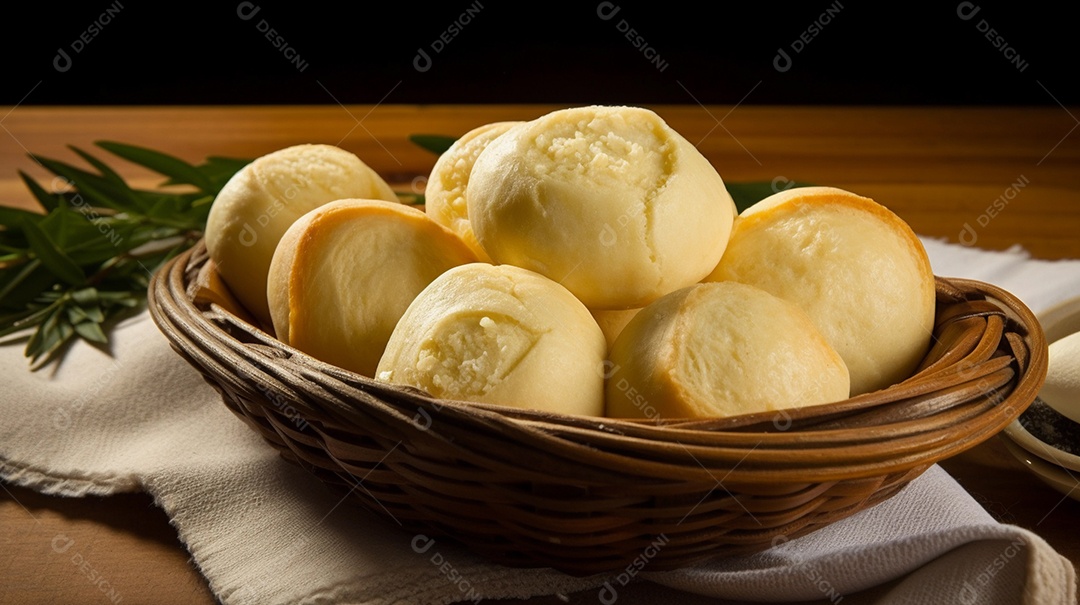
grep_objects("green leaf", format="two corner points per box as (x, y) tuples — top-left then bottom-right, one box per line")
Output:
(73, 319), (108, 344)
(68, 145), (128, 187)
(97, 141), (217, 192)
(0, 204), (43, 228)
(0, 305), (48, 337)
(70, 286), (99, 306)
(25, 304), (64, 361)
(409, 134), (458, 156)
(726, 181), (815, 214)
(66, 226), (140, 264)
(96, 290), (141, 307)
(30, 318), (75, 365)
(37, 206), (96, 248)
(21, 218), (86, 286)
(145, 196), (188, 221)
(36, 208), (140, 262)
(204, 156), (252, 172)
(86, 305), (106, 322)
(70, 288), (106, 323)
(196, 156), (251, 189)
(396, 192), (425, 206)
(66, 305), (91, 325)
(18, 171), (64, 213)
(34, 155), (144, 214)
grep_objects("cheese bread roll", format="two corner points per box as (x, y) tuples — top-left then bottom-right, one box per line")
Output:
(377, 263), (606, 416)
(706, 186), (935, 395)
(268, 199), (476, 377)
(606, 282), (850, 419)
(468, 105), (736, 309)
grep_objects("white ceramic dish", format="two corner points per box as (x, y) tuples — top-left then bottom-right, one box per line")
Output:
(1001, 436), (1080, 501)
(1001, 294), (1080, 500)
(1003, 415), (1080, 471)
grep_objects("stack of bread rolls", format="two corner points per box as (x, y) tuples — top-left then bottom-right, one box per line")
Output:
(204, 106), (936, 421)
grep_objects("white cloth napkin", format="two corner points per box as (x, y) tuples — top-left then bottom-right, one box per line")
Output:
(1, 238), (1077, 605)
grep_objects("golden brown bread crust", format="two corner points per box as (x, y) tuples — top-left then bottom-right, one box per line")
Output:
(706, 186), (935, 395)
(606, 282), (850, 419)
(269, 199), (476, 377)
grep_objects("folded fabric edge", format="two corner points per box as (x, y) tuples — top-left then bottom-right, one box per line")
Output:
(641, 523), (1076, 604)
(0, 458), (139, 498)
(1020, 526), (1077, 605)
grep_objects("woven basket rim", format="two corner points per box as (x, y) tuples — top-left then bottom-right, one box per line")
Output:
(149, 241), (1047, 483)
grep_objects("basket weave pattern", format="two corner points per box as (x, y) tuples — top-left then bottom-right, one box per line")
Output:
(148, 242), (1046, 575)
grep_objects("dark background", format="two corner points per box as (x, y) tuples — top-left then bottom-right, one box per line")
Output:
(2, 1), (1076, 106)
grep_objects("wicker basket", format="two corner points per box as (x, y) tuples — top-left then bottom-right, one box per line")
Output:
(148, 241), (1047, 576)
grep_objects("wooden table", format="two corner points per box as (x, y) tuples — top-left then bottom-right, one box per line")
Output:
(1, 106), (1078, 604)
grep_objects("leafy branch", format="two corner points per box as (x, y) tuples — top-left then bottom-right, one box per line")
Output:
(0, 142), (250, 368)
